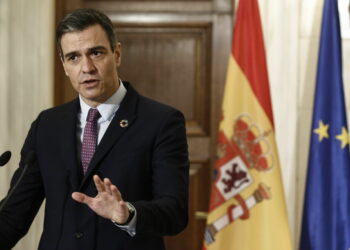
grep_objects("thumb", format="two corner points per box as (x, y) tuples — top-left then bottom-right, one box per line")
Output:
(72, 192), (92, 204)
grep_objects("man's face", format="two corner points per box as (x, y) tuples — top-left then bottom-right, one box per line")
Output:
(60, 24), (121, 107)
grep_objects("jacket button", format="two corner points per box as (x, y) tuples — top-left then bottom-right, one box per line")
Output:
(75, 232), (83, 239)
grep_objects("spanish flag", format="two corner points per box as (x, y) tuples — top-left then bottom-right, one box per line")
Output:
(203, 0), (293, 249)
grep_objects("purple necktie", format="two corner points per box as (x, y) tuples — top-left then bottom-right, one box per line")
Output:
(81, 108), (101, 175)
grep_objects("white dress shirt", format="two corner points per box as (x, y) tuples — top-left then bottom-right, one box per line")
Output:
(76, 81), (136, 236)
(77, 81), (127, 146)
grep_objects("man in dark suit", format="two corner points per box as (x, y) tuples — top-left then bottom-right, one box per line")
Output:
(0, 8), (189, 250)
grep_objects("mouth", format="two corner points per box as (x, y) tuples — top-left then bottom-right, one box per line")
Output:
(81, 79), (99, 88)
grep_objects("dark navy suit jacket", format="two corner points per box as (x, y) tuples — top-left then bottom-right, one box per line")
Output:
(0, 82), (189, 250)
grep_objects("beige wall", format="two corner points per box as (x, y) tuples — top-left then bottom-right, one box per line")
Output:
(0, 0), (54, 249)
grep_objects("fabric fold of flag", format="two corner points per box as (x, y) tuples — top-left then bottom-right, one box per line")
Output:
(202, 0), (292, 249)
(300, 0), (350, 249)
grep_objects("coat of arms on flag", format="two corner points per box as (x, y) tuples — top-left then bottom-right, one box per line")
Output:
(204, 114), (272, 245)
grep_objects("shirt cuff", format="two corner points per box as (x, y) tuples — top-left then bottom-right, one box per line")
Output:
(111, 202), (137, 237)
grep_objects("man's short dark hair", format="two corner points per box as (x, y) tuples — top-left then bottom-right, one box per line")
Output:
(56, 8), (116, 58)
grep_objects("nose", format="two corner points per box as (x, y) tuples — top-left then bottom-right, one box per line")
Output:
(81, 56), (96, 73)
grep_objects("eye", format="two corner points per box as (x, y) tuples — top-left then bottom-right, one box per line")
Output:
(68, 54), (78, 61)
(92, 50), (102, 57)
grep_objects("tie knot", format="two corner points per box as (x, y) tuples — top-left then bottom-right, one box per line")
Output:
(86, 108), (101, 122)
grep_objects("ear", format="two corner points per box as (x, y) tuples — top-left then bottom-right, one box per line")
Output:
(114, 42), (122, 67)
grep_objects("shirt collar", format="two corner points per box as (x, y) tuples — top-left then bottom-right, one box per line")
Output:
(79, 80), (127, 122)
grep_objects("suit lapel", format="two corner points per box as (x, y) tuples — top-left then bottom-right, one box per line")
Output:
(59, 99), (81, 190)
(79, 82), (139, 190)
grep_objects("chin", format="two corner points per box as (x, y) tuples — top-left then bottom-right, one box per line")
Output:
(81, 93), (101, 101)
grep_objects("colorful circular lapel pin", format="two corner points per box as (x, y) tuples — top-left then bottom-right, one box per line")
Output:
(120, 119), (129, 128)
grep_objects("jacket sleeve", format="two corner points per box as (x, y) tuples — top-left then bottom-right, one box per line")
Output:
(0, 117), (45, 250)
(133, 109), (189, 236)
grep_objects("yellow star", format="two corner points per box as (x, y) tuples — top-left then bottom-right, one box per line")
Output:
(336, 127), (349, 149)
(313, 120), (329, 142)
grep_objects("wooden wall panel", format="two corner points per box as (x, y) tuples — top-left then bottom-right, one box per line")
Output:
(84, 2), (213, 13)
(116, 24), (211, 136)
(54, 0), (82, 105)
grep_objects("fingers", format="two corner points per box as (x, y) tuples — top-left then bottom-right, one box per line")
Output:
(92, 175), (125, 204)
(103, 178), (113, 194)
(103, 177), (123, 202)
(94, 175), (123, 201)
(94, 175), (115, 194)
(93, 175), (105, 193)
(72, 192), (93, 204)
(111, 184), (123, 202)
(72, 177), (128, 221)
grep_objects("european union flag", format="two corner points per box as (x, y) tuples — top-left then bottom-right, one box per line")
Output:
(300, 0), (350, 249)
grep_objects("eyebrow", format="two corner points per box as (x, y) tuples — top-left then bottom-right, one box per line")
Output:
(63, 46), (109, 60)
(88, 46), (108, 53)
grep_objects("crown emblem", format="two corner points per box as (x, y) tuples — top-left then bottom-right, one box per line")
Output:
(232, 114), (274, 171)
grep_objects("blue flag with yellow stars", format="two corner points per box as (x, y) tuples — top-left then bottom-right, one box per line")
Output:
(300, 0), (350, 249)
